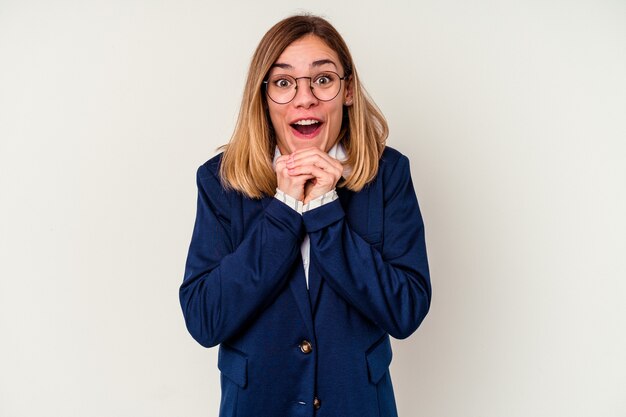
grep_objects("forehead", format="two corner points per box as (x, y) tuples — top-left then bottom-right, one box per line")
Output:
(272, 35), (342, 72)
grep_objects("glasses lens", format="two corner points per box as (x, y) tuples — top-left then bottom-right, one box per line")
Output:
(311, 72), (340, 101)
(265, 72), (342, 104)
(266, 74), (297, 104)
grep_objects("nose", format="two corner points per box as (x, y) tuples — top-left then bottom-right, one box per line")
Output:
(291, 78), (318, 108)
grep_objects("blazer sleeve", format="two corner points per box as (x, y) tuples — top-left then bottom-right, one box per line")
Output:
(302, 154), (431, 339)
(179, 161), (304, 347)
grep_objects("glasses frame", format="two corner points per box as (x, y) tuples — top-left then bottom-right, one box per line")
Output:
(263, 71), (349, 105)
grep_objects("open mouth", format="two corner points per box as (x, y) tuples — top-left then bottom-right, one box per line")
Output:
(291, 119), (322, 137)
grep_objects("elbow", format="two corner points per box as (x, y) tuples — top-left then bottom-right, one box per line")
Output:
(185, 320), (221, 348)
(179, 285), (222, 348)
(389, 315), (425, 340)
(388, 291), (431, 340)
(181, 306), (222, 348)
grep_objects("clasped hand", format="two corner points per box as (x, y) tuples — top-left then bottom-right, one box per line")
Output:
(275, 147), (343, 203)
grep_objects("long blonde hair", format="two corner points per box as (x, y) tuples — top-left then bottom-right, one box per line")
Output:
(220, 15), (388, 198)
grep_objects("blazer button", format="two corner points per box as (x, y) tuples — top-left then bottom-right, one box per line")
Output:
(299, 340), (313, 354)
(313, 397), (321, 410)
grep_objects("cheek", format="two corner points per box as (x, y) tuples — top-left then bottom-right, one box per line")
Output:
(268, 106), (286, 133)
(328, 106), (345, 133)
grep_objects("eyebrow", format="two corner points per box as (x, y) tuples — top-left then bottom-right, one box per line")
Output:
(311, 59), (338, 69)
(270, 59), (339, 71)
(271, 63), (294, 70)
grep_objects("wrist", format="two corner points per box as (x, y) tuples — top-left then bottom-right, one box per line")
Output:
(275, 188), (305, 214)
(302, 189), (338, 212)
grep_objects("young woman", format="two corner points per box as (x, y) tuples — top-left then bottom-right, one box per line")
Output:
(180, 14), (431, 417)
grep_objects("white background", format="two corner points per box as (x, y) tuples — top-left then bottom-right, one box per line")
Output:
(1, 1), (625, 416)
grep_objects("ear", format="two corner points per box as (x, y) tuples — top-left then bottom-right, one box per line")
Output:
(343, 75), (354, 106)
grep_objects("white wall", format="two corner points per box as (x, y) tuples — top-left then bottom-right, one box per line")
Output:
(1, 1), (624, 416)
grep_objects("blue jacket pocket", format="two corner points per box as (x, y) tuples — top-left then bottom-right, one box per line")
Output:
(218, 344), (248, 388)
(366, 336), (393, 384)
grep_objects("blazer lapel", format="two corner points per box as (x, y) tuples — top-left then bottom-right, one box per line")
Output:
(308, 186), (353, 313)
(288, 257), (316, 339)
(337, 184), (353, 208)
(307, 255), (323, 313)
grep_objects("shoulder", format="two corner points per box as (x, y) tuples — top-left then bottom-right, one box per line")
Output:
(194, 153), (234, 214)
(369, 146), (416, 205)
(380, 145), (404, 165)
(197, 152), (224, 182)
(196, 152), (232, 196)
(378, 146), (411, 181)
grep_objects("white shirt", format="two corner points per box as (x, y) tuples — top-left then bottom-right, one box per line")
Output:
(273, 144), (349, 288)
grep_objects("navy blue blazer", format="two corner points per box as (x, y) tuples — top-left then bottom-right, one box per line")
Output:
(180, 146), (431, 417)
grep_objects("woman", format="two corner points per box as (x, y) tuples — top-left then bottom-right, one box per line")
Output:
(180, 14), (431, 417)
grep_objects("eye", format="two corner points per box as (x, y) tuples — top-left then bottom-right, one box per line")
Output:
(271, 76), (293, 89)
(313, 73), (336, 87)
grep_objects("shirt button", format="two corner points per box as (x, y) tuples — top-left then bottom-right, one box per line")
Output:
(313, 397), (321, 410)
(299, 340), (313, 354)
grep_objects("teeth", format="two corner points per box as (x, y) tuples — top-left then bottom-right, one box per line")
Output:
(293, 119), (320, 126)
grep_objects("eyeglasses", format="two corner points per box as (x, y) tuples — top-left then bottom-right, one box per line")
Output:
(263, 71), (348, 104)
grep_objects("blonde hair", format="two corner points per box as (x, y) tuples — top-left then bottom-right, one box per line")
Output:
(220, 15), (388, 198)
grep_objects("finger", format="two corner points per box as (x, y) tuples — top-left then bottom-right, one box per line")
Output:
(276, 154), (291, 163)
(275, 155), (291, 170)
(288, 154), (343, 176)
(282, 167), (315, 182)
(288, 165), (336, 184)
(291, 147), (342, 169)
(290, 148), (334, 164)
(289, 162), (342, 184)
(290, 149), (343, 167)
